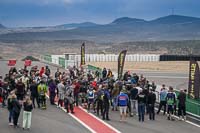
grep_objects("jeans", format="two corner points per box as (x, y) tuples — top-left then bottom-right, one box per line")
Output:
(39, 95), (46, 109)
(13, 112), (20, 126)
(148, 104), (155, 120)
(138, 103), (145, 122)
(130, 99), (138, 115)
(97, 99), (103, 116)
(102, 103), (109, 120)
(9, 110), (13, 123)
(112, 97), (118, 110)
(64, 98), (74, 113)
(178, 104), (186, 117)
(157, 101), (167, 114)
(31, 95), (40, 108)
(50, 92), (56, 105)
(74, 93), (79, 106)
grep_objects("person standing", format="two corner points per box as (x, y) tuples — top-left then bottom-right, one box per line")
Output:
(157, 84), (167, 115)
(55, 68), (61, 79)
(102, 85), (110, 121)
(57, 80), (65, 108)
(87, 87), (95, 113)
(136, 90), (146, 122)
(73, 80), (80, 106)
(96, 85), (104, 116)
(166, 86), (176, 121)
(12, 94), (21, 128)
(37, 81), (47, 109)
(45, 66), (51, 78)
(22, 96), (33, 130)
(64, 85), (74, 113)
(151, 81), (157, 91)
(30, 80), (40, 108)
(111, 83), (120, 111)
(130, 84), (138, 116)
(39, 67), (45, 77)
(147, 88), (156, 120)
(102, 68), (107, 79)
(177, 89), (186, 121)
(15, 78), (25, 101)
(21, 72), (30, 93)
(117, 88), (129, 122)
(7, 91), (15, 126)
(48, 79), (57, 105)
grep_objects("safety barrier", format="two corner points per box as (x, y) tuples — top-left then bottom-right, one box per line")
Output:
(43, 54), (200, 63)
(43, 55), (52, 63)
(160, 55), (200, 61)
(175, 90), (200, 117)
(59, 57), (65, 68)
(42, 54), (160, 64)
(87, 64), (102, 77)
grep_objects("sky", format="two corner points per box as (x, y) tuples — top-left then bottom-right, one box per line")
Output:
(0, 0), (200, 27)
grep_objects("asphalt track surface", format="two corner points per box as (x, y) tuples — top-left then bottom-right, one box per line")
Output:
(0, 61), (199, 133)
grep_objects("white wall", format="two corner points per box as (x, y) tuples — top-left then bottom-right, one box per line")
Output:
(51, 55), (64, 65)
(74, 54), (160, 62)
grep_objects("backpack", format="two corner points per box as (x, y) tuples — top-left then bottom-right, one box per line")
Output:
(39, 84), (46, 96)
(88, 90), (94, 99)
(167, 93), (175, 105)
(100, 92), (105, 101)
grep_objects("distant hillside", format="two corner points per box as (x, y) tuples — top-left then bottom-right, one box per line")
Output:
(0, 23), (6, 29)
(1, 15), (200, 42)
(111, 17), (146, 24)
(150, 15), (200, 25)
(55, 22), (99, 29)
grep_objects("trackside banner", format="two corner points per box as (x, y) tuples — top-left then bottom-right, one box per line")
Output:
(118, 50), (127, 80)
(188, 60), (200, 99)
(81, 43), (85, 66)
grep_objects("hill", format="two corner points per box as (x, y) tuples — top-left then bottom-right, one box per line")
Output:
(1, 15), (200, 42)
(55, 22), (99, 29)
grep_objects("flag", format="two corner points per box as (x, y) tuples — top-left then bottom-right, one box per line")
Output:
(8, 59), (16, 66)
(81, 43), (85, 65)
(188, 59), (200, 99)
(24, 60), (32, 66)
(118, 50), (127, 80)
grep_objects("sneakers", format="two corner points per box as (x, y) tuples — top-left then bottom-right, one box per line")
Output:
(183, 116), (186, 121)
(9, 123), (14, 126)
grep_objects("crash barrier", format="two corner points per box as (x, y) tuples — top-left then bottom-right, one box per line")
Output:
(160, 55), (200, 61)
(87, 64), (102, 77)
(43, 54), (200, 64)
(43, 55), (52, 63)
(174, 90), (200, 117)
(42, 54), (160, 64)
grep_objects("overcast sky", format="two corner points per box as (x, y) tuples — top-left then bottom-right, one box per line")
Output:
(0, 0), (199, 27)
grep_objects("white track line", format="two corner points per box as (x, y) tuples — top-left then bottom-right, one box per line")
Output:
(145, 76), (188, 79)
(60, 107), (97, 133)
(46, 94), (96, 133)
(47, 95), (199, 129)
(79, 106), (122, 133)
(155, 108), (200, 128)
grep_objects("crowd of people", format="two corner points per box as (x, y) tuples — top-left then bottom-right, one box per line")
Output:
(0, 64), (187, 130)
